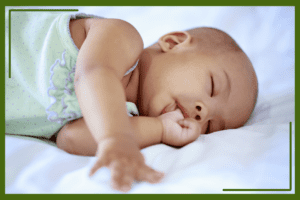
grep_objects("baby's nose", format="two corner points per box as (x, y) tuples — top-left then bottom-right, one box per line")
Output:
(193, 102), (209, 122)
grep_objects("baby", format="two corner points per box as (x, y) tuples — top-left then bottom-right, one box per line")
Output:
(6, 12), (258, 192)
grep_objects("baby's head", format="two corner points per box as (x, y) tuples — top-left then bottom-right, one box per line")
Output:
(138, 27), (258, 134)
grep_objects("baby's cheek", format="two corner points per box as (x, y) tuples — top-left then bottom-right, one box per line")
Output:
(191, 119), (202, 132)
(196, 122), (202, 135)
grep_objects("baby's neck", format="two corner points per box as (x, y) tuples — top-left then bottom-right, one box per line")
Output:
(124, 64), (140, 105)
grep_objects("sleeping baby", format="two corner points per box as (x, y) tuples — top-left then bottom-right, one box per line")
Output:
(6, 12), (258, 192)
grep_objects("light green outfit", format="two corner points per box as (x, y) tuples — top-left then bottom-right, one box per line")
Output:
(5, 12), (139, 139)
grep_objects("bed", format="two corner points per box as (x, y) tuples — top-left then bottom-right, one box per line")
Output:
(5, 6), (295, 194)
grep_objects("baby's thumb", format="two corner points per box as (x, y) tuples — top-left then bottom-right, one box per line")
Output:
(168, 108), (185, 120)
(160, 108), (184, 121)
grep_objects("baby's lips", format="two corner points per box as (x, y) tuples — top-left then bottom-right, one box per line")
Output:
(176, 102), (190, 118)
(159, 108), (184, 121)
(161, 107), (167, 115)
(161, 102), (177, 115)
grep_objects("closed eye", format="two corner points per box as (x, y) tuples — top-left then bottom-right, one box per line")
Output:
(211, 76), (214, 97)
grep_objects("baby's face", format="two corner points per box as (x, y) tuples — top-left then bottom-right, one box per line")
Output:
(138, 43), (257, 134)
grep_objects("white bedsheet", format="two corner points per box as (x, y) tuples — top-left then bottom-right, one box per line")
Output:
(5, 6), (295, 194)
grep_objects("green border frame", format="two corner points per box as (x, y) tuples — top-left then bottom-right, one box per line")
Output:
(3, 3), (297, 197)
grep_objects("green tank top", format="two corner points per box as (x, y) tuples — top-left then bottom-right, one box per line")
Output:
(5, 12), (139, 138)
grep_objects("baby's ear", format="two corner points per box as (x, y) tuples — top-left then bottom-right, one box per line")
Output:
(158, 31), (192, 52)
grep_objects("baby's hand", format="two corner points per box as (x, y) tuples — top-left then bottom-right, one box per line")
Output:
(89, 134), (164, 192)
(158, 109), (201, 147)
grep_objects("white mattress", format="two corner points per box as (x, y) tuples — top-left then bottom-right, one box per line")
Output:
(5, 6), (295, 194)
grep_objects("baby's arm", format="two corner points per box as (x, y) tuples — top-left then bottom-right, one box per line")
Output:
(57, 109), (200, 156)
(74, 19), (163, 191)
(56, 116), (163, 156)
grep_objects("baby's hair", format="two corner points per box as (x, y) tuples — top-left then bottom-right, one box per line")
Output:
(210, 28), (244, 52)
(187, 27), (243, 54)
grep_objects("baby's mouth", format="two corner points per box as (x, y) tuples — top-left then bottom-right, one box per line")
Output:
(161, 103), (176, 115)
(161, 101), (190, 118)
(177, 102), (190, 118)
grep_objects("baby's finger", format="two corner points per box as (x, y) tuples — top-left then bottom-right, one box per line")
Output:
(111, 173), (134, 192)
(110, 161), (134, 192)
(181, 118), (201, 136)
(89, 159), (105, 177)
(136, 165), (164, 183)
(179, 118), (197, 128)
(178, 118), (191, 128)
(171, 108), (185, 120)
(160, 108), (184, 121)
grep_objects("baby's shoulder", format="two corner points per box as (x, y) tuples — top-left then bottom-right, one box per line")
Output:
(73, 16), (143, 82)
(69, 17), (112, 49)
(70, 17), (143, 50)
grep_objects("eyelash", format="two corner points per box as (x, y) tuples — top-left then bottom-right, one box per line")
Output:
(211, 76), (214, 97)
